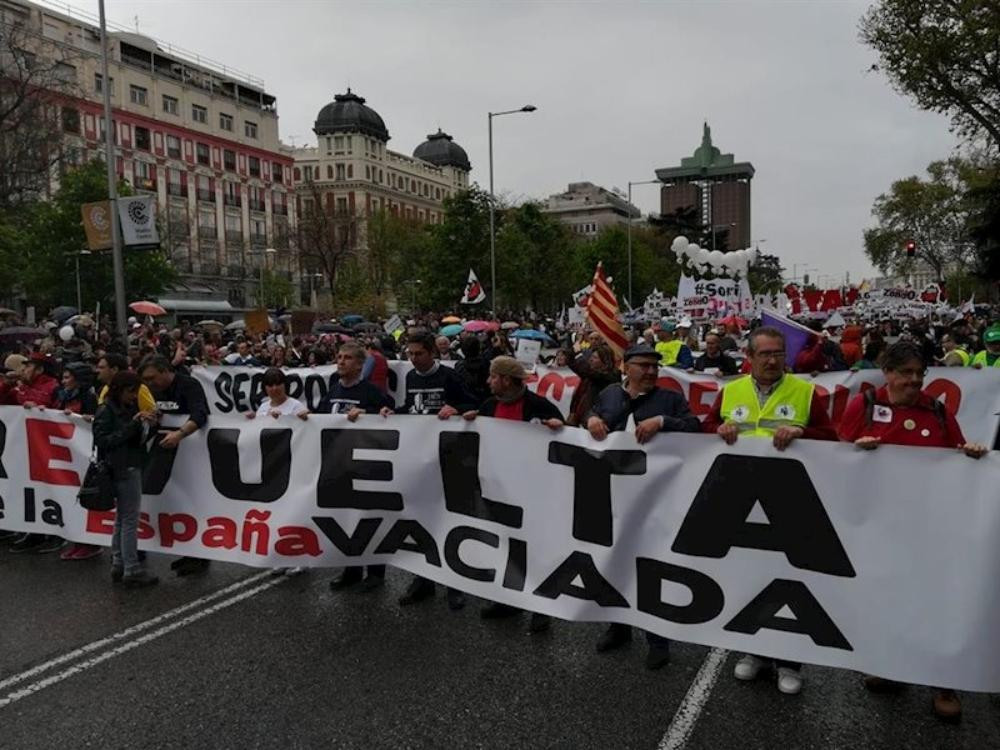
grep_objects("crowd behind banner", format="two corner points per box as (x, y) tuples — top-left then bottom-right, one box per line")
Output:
(3, 301), (1000, 721)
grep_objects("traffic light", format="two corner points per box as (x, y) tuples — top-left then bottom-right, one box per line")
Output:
(905, 241), (916, 258)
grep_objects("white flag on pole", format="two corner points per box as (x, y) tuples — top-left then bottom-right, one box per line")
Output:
(460, 268), (486, 304)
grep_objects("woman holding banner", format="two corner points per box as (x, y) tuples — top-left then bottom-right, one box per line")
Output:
(839, 340), (987, 722)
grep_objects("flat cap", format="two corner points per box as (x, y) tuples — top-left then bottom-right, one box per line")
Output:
(489, 355), (529, 380)
(623, 343), (661, 362)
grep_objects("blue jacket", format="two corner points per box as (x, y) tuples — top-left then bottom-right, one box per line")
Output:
(588, 383), (701, 434)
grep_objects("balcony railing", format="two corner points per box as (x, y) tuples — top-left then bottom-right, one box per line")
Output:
(167, 182), (187, 197)
(273, 203), (287, 216)
(198, 226), (217, 240)
(197, 188), (215, 203)
(225, 230), (243, 244)
(224, 194), (241, 208)
(250, 235), (267, 249)
(226, 264), (244, 278)
(249, 200), (265, 212)
(135, 177), (157, 192)
(200, 261), (220, 276)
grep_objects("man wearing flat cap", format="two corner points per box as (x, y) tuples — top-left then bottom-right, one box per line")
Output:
(586, 343), (700, 670)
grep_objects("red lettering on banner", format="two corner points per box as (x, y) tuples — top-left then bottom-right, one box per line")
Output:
(158, 512), (197, 547)
(86, 509), (115, 534)
(241, 509), (271, 555)
(657, 376), (684, 395)
(924, 378), (961, 413)
(203, 516), (238, 549)
(275, 526), (322, 556)
(138, 513), (153, 540)
(688, 381), (720, 417)
(26, 419), (80, 486)
(535, 373), (569, 403)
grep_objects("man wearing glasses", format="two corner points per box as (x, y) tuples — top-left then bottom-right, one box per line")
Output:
(586, 343), (701, 670)
(701, 325), (837, 695)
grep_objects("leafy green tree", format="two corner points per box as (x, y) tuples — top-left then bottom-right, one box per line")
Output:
(260, 268), (294, 309)
(494, 202), (574, 312)
(863, 159), (974, 280)
(860, 0), (1000, 149)
(15, 160), (176, 312)
(747, 252), (785, 295)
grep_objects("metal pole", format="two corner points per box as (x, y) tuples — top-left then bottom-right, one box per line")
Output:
(99, 0), (127, 345)
(488, 112), (496, 316)
(75, 253), (82, 312)
(260, 259), (265, 307)
(627, 182), (633, 307)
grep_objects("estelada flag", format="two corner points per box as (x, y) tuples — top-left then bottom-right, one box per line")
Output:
(584, 262), (628, 358)
(460, 268), (486, 304)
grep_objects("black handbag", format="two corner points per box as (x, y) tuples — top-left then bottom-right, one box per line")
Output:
(78, 451), (116, 511)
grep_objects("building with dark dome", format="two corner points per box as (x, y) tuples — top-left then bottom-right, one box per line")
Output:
(293, 91), (471, 297)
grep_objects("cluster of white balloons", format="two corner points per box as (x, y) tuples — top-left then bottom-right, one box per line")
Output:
(669, 236), (759, 279)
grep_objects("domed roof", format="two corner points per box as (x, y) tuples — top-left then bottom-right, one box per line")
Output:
(314, 89), (389, 141)
(413, 129), (471, 171)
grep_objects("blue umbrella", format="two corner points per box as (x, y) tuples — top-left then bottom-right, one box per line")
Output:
(341, 314), (364, 325)
(512, 329), (556, 345)
(439, 324), (463, 338)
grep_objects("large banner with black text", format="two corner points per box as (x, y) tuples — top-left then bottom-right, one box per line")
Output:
(2, 407), (1000, 691)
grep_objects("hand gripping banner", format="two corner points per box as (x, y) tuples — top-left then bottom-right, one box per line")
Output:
(3, 407), (1000, 692)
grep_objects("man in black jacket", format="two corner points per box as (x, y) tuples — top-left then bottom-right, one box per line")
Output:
(138, 353), (212, 577)
(586, 344), (701, 671)
(382, 333), (476, 610)
(321, 342), (395, 592)
(462, 356), (563, 633)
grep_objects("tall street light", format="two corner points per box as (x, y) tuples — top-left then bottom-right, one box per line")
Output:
(626, 179), (659, 309)
(488, 105), (536, 315)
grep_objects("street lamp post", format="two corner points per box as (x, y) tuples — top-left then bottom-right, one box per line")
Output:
(488, 105), (536, 315)
(260, 247), (277, 307)
(626, 179), (659, 309)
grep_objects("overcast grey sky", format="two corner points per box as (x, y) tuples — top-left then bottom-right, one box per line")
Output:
(64, 0), (959, 285)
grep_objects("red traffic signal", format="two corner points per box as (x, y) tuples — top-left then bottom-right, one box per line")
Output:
(905, 241), (916, 257)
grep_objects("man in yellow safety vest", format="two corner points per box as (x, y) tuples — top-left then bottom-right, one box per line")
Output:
(970, 326), (1000, 368)
(654, 319), (693, 368)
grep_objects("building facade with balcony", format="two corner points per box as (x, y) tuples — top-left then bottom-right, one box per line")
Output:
(291, 90), (471, 301)
(541, 181), (640, 238)
(4, 0), (297, 315)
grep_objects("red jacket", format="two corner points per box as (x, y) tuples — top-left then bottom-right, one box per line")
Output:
(367, 349), (389, 393)
(10, 374), (59, 407)
(838, 386), (966, 448)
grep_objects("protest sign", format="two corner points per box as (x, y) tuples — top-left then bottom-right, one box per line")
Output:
(3, 408), (1000, 691)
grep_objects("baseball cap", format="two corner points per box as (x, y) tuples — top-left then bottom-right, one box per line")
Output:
(659, 318), (677, 333)
(623, 344), (662, 362)
(984, 327), (1000, 344)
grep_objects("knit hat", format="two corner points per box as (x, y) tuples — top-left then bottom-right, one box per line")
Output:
(3, 353), (26, 373)
(489, 355), (528, 380)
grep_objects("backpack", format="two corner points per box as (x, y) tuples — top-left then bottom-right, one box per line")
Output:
(863, 388), (946, 430)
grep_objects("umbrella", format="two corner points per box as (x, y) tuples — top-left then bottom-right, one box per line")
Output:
(439, 324), (464, 338)
(225, 319), (247, 331)
(314, 322), (353, 334)
(0, 326), (48, 342)
(718, 315), (748, 328)
(353, 322), (381, 332)
(501, 321), (520, 330)
(50, 306), (77, 323)
(512, 329), (556, 345)
(130, 301), (167, 317)
(463, 320), (498, 333)
(341, 314), (364, 325)
(0, 308), (16, 317)
(441, 315), (461, 324)
(196, 319), (224, 330)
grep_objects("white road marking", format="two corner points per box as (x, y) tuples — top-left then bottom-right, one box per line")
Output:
(0, 570), (273, 692)
(658, 648), (729, 750)
(0, 575), (286, 710)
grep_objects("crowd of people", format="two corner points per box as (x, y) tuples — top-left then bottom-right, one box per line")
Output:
(1, 302), (998, 723)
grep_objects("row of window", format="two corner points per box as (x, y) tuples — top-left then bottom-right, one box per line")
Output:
(96, 74), (259, 139)
(298, 195), (440, 225)
(574, 222), (600, 234)
(324, 134), (385, 158)
(293, 163), (447, 200)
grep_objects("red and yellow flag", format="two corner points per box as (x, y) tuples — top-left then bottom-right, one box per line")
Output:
(584, 262), (628, 358)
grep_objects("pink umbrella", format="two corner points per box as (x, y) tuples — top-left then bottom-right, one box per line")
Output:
(463, 320), (499, 332)
(129, 301), (167, 317)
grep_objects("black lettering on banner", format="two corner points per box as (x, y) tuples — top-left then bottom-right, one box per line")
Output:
(0, 493), (4, 519)
(208, 428), (291, 503)
(636, 557), (724, 625)
(547, 442), (646, 546)
(533, 550), (628, 607)
(0, 418), (7, 478)
(23, 487), (35, 521)
(41, 499), (64, 527)
(312, 516), (383, 556)
(503, 537), (527, 592)
(317, 429), (403, 510)
(724, 578), (852, 651)
(142, 443), (178, 495)
(213, 372), (235, 413)
(671, 455), (856, 578)
(444, 526), (499, 582)
(439, 432), (523, 528)
(232, 373), (251, 413)
(373, 519), (441, 566)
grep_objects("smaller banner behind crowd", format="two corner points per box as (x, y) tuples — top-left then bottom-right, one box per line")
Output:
(194, 365), (1000, 447)
(3, 409), (1000, 692)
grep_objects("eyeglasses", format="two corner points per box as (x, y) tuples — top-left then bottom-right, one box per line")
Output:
(891, 367), (926, 378)
(627, 361), (660, 370)
(754, 350), (786, 361)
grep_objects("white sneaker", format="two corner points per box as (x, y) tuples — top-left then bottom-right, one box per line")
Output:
(734, 654), (765, 681)
(284, 566), (305, 576)
(269, 567), (288, 577)
(777, 666), (803, 695)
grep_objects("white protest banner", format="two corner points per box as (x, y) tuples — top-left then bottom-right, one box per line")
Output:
(193, 365), (1000, 446)
(3, 408), (1000, 691)
(116, 195), (159, 246)
(677, 275), (752, 316)
(383, 314), (403, 334)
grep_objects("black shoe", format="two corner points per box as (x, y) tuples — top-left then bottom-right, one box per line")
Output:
(596, 623), (632, 653)
(122, 571), (159, 589)
(35, 536), (65, 554)
(447, 588), (466, 611)
(398, 578), (435, 606)
(645, 643), (671, 671)
(481, 602), (521, 619)
(0, 529), (20, 543)
(359, 573), (385, 593)
(169, 557), (186, 571)
(111, 566), (124, 583)
(9, 533), (44, 554)
(329, 567), (363, 591)
(528, 613), (552, 634)
(137, 550), (147, 562)
(175, 558), (210, 577)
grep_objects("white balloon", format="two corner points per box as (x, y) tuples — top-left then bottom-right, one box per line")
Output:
(708, 250), (725, 267)
(58, 325), (74, 342)
(671, 236), (690, 254)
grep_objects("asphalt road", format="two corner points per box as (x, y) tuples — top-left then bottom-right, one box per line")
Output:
(3, 545), (1000, 750)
